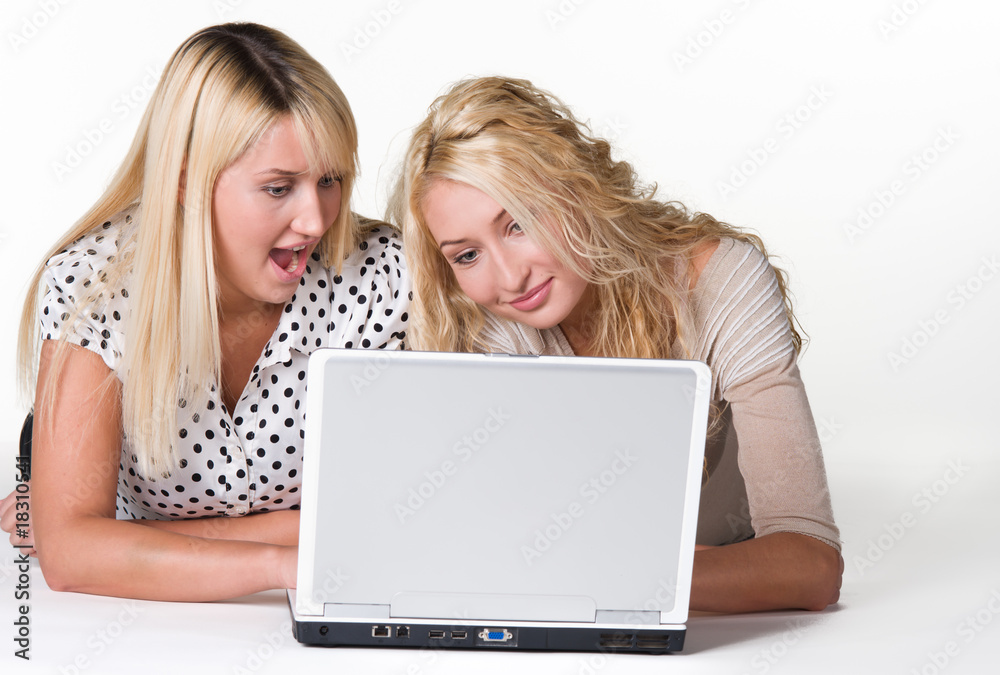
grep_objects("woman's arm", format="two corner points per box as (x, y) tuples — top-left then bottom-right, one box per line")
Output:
(0, 476), (299, 554)
(692, 533), (843, 612)
(686, 239), (843, 612)
(136, 510), (299, 546)
(31, 342), (296, 601)
(1, 494), (299, 554)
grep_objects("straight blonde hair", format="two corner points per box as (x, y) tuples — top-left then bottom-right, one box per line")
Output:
(17, 23), (360, 477)
(390, 76), (803, 359)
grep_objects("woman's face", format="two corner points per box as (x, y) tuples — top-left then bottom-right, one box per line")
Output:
(212, 116), (342, 316)
(421, 180), (590, 331)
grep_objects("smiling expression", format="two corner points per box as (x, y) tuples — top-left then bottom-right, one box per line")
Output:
(211, 116), (342, 316)
(421, 180), (591, 331)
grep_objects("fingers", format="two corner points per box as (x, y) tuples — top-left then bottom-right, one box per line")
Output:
(6, 522), (35, 552)
(8, 534), (35, 555)
(5, 518), (35, 553)
(0, 488), (34, 552)
(0, 493), (15, 533)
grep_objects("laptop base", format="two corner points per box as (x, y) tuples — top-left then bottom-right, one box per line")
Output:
(289, 597), (684, 654)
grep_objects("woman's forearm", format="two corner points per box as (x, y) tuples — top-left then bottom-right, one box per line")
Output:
(38, 515), (296, 601)
(136, 509), (300, 546)
(690, 532), (843, 613)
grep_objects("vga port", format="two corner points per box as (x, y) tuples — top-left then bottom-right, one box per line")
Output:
(478, 628), (514, 643)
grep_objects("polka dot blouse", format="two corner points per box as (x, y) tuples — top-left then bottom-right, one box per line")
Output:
(38, 208), (411, 521)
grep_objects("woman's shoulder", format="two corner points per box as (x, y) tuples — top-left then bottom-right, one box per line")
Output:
(690, 236), (778, 303)
(297, 217), (410, 350)
(696, 235), (764, 275)
(687, 235), (796, 391)
(42, 207), (138, 309)
(337, 217), (407, 283)
(38, 207), (137, 370)
(687, 238), (721, 290)
(44, 207), (136, 281)
(299, 218), (408, 304)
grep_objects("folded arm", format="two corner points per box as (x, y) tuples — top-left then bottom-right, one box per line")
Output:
(687, 240), (843, 612)
(692, 532), (843, 612)
(31, 342), (297, 601)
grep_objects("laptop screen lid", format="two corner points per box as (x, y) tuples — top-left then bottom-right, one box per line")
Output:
(296, 349), (709, 628)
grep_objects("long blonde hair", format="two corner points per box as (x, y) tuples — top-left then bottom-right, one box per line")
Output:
(17, 23), (360, 477)
(389, 76), (803, 358)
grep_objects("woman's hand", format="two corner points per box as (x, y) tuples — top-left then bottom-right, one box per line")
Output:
(0, 487), (35, 555)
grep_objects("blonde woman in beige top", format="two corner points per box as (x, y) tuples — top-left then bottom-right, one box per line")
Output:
(390, 76), (842, 614)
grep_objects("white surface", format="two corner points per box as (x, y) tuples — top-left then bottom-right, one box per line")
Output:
(1, 0), (998, 672)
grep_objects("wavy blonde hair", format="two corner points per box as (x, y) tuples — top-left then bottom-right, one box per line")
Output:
(17, 23), (360, 478)
(389, 76), (803, 359)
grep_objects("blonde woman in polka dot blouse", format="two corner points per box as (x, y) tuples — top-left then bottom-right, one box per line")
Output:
(0, 24), (409, 601)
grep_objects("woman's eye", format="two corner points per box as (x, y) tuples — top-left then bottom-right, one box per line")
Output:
(509, 221), (523, 234)
(319, 174), (340, 187)
(265, 185), (290, 197)
(454, 250), (478, 265)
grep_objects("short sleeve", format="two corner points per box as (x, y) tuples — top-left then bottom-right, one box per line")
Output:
(38, 228), (127, 373)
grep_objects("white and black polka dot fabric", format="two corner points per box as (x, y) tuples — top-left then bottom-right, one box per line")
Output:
(38, 208), (411, 521)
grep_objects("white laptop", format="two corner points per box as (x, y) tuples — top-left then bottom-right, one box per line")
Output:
(288, 348), (710, 653)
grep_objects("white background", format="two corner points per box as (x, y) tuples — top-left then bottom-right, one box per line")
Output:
(1, 0), (998, 673)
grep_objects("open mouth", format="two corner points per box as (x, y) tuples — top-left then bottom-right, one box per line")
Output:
(269, 244), (307, 274)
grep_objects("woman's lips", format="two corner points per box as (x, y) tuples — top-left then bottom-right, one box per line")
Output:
(509, 278), (553, 311)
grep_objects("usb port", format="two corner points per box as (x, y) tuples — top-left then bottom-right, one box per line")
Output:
(452, 630), (468, 640)
(429, 629), (446, 639)
(372, 625), (390, 638)
(636, 634), (670, 650)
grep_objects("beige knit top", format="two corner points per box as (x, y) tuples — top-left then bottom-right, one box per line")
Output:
(476, 237), (841, 551)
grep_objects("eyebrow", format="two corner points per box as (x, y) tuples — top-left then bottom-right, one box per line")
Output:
(255, 168), (308, 177)
(438, 207), (510, 250)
